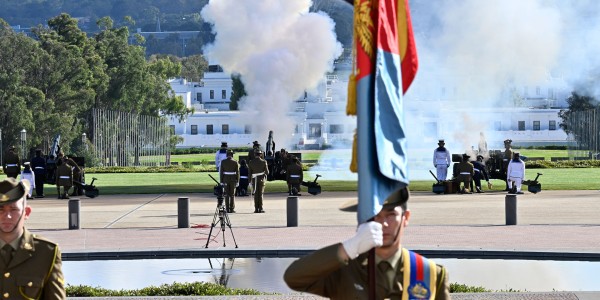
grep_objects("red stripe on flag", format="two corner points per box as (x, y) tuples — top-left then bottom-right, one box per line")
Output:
(377, 0), (399, 54)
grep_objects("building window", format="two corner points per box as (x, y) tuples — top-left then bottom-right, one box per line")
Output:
(533, 121), (540, 131)
(308, 124), (322, 138)
(329, 124), (344, 134)
(222, 124), (229, 134)
(191, 125), (198, 135)
(221, 90), (226, 99)
(548, 88), (554, 99)
(197, 93), (202, 103)
(169, 125), (175, 135)
(295, 124), (300, 134)
(535, 86), (541, 96)
(207, 124), (213, 135)
(494, 121), (501, 131)
(244, 125), (252, 134)
(549, 120), (556, 130)
(210, 90), (214, 99)
(518, 121), (525, 131)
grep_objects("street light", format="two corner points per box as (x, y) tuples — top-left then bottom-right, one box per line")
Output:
(82, 133), (87, 150)
(20, 129), (27, 161)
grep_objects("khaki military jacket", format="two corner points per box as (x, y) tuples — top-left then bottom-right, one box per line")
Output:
(56, 164), (72, 186)
(503, 148), (514, 162)
(286, 163), (303, 184)
(219, 157), (240, 185)
(455, 161), (474, 177)
(248, 158), (269, 183)
(284, 244), (450, 300)
(0, 229), (66, 299)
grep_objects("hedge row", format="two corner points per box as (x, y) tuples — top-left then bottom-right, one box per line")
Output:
(66, 281), (499, 296)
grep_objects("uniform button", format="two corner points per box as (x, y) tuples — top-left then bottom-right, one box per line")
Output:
(3, 292), (8, 298)
(27, 282), (33, 287)
(3, 273), (8, 278)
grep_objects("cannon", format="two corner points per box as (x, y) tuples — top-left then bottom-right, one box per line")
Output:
(429, 170), (446, 194)
(43, 134), (98, 198)
(522, 172), (543, 194)
(301, 174), (322, 195)
(73, 177), (100, 198)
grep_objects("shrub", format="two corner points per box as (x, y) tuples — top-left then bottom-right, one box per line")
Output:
(67, 282), (265, 297)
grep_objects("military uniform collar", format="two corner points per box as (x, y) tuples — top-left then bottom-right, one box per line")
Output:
(0, 230), (27, 251)
(375, 248), (402, 270)
(19, 229), (35, 252)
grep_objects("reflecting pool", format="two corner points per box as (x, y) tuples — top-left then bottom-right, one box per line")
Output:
(62, 258), (600, 293)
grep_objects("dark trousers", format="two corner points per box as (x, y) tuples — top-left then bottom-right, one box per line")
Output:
(224, 181), (236, 211)
(35, 173), (46, 196)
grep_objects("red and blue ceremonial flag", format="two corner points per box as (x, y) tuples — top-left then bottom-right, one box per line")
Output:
(347, 0), (418, 223)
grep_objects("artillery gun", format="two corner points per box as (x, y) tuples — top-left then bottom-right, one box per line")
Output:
(240, 131), (321, 195)
(43, 134), (99, 198)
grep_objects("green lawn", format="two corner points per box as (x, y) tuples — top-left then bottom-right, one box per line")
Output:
(170, 149), (569, 164)
(53, 167), (599, 196)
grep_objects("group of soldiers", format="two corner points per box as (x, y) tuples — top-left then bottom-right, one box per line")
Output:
(216, 141), (304, 214)
(434, 138), (526, 194)
(2, 146), (82, 199)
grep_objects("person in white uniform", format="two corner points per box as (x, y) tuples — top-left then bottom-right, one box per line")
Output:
(433, 139), (451, 181)
(507, 152), (526, 194)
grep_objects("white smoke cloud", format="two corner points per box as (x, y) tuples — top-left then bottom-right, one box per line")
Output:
(201, 0), (343, 145)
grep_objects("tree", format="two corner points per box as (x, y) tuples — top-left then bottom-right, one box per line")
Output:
(229, 74), (246, 111)
(558, 92), (599, 133)
(180, 54), (208, 82)
(558, 91), (600, 154)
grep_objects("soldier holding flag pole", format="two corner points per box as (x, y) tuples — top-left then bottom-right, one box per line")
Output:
(284, 0), (449, 299)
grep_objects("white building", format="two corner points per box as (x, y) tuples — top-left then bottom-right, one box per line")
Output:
(167, 64), (570, 150)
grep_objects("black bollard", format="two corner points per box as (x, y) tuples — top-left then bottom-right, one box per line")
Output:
(68, 198), (80, 230)
(178, 197), (190, 228)
(287, 196), (298, 227)
(505, 194), (517, 225)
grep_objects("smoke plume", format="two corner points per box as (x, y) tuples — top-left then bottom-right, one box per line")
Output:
(201, 0), (343, 145)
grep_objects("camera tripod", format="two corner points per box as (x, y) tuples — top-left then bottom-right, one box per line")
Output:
(205, 196), (238, 248)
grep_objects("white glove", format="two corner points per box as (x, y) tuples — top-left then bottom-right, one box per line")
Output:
(342, 221), (383, 259)
(236, 182), (239, 187)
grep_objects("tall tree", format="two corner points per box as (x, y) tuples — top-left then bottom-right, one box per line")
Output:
(229, 74), (246, 111)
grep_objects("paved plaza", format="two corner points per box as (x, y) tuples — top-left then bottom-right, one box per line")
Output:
(24, 189), (600, 299)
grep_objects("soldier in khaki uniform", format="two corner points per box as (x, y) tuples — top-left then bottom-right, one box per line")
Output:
(455, 154), (474, 194)
(219, 150), (239, 213)
(0, 177), (66, 299)
(502, 139), (514, 191)
(284, 188), (449, 299)
(248, 150), (269, 213)
(55, 157), (73, 199)
(286, 156), (303, 196)
(247, 141), (261, 163)
(2, 146), (21, 179)
(57, 153), (82, 196)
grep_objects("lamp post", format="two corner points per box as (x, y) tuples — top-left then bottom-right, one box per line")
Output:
(20, 129), (27, 161)
(82, 133), (87, 150)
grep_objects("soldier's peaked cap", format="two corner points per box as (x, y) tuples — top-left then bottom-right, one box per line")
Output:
(252, 141), (259, 145)
(438, 139), (445, 143)
(504, 139), (512, 143)
(221, 142), (228, 147)
(0, 178), (29, 204)
(339, 187), (409, 213)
